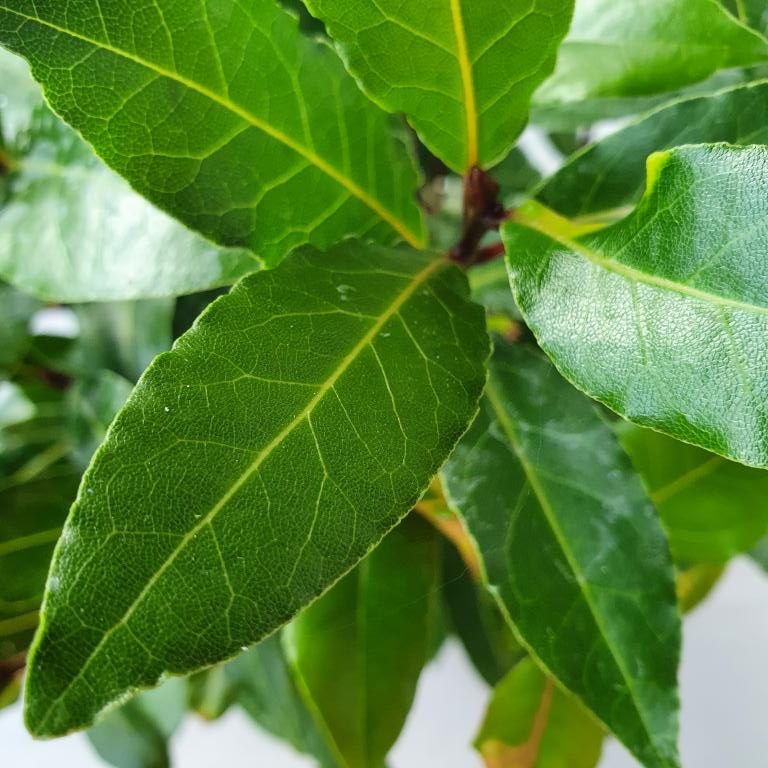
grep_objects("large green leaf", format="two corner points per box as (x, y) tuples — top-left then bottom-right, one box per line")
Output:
(23, 241), (489, 737)
(285, 515), (439, 768)
(617, 423), (768, 564)
(504, 144), (768, 468)
(303, 0), (573, 172)
(474, 658), (603, 768)
(0, 0), (426, 261)
(536, 81), (768, 220)
(442, 343), (680, 768)
(535, 0), (768, 106)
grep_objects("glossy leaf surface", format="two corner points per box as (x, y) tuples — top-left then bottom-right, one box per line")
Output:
(536, 0), (768, 105)
(442, 344), (680, 768)
(303, 0), (573, 172)
(24, 241), (489, 737)
(0, 0), (426, 261)
(286, 515), (439, 768)
(536, 81), (768, 219)
(618, 423), (768, 564)
(504, 145), (768, 468)
(475, 658), (603, 768)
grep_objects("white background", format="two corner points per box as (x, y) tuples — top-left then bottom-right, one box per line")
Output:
(4, 557), (768, 768)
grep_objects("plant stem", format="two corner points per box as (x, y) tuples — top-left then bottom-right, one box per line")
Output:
(450, 166), (506, 266)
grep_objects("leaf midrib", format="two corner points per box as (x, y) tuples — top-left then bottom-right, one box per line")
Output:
(448, 0), (478, 168)
(33, 256), (448, 733)
(0, 5), (425, 248)
(484, 377), (666, 763)
(514, 217), (768, 317)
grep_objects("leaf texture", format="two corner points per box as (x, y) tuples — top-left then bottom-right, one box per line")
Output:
(504, 144), (768, 468)
(303, 0), (574, 172)
(536, 0), (768, 105)
(285, 515), (439, 768)
(0, 0), (426, 262)
(24, 241), (489, 737)
(442, 343), (680, 768)
(536, 81), (768, 219)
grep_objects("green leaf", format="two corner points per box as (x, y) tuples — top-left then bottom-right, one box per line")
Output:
(285, 515), (439, 768)
(617, 422), (768, 564)
(504, 144), (768, 468)
(441, 343), (680, 768)
(0, 0), (426, 261)
(536, 81), (768, 220)
(0, 281), (38, 368)
(229, 634), (340, 767)
(442, 540), (523, 687)
(24, 241), (489, 737)
(87, 678), (187, 768)
(535, 0), (768, 105)
(722, 0), (768, 33)
(474, 658), (603, 768)
(302, 0), (574, 172)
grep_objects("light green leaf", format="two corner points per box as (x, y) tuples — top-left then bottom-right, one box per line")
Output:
(536, 0), (768, 105)
(475, 658), (603, 768)
(442, 343), (680, 768)
(87, 678), (187, 768)
(0, 89), (258, 301)
(0, 0), (426, 261)
(303, 0), (574, 172)
(285, 515), (439, 768)
(442, 540), (524, 687)
(536, 81), (768, 220)
(504, 144), (768, 468)
(618, 423), (768, 564)
(23, 241), (489, 737)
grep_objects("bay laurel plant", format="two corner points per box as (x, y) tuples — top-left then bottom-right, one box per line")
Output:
(2, 1), (768, 766)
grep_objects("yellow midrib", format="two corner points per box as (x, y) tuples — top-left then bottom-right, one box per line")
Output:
(449, 0), (478, 169)
(1, 6), (425, 248)
(33, 256), (448, 732)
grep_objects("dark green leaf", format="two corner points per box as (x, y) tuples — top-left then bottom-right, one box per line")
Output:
(722, 0), (768, 34)
(617, 423), (768, 564)
(536, 0), (768, 105)
(229, 634), (339, 767)
(442, 343), (680, 768)
(474, 658), (603, 768)
(442, 540), (523, 687)
(504, 144), (768, 468)
(23, 241), (489, 737)
(303, 0), (574, 172)
(0, 281), (37, 368)
(87, 678), (187, 768)
(749, 534), (768, 572)
(536, 81), (768, 220)
(0, 0), (426, 260)
(285, 515), (439, 768)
